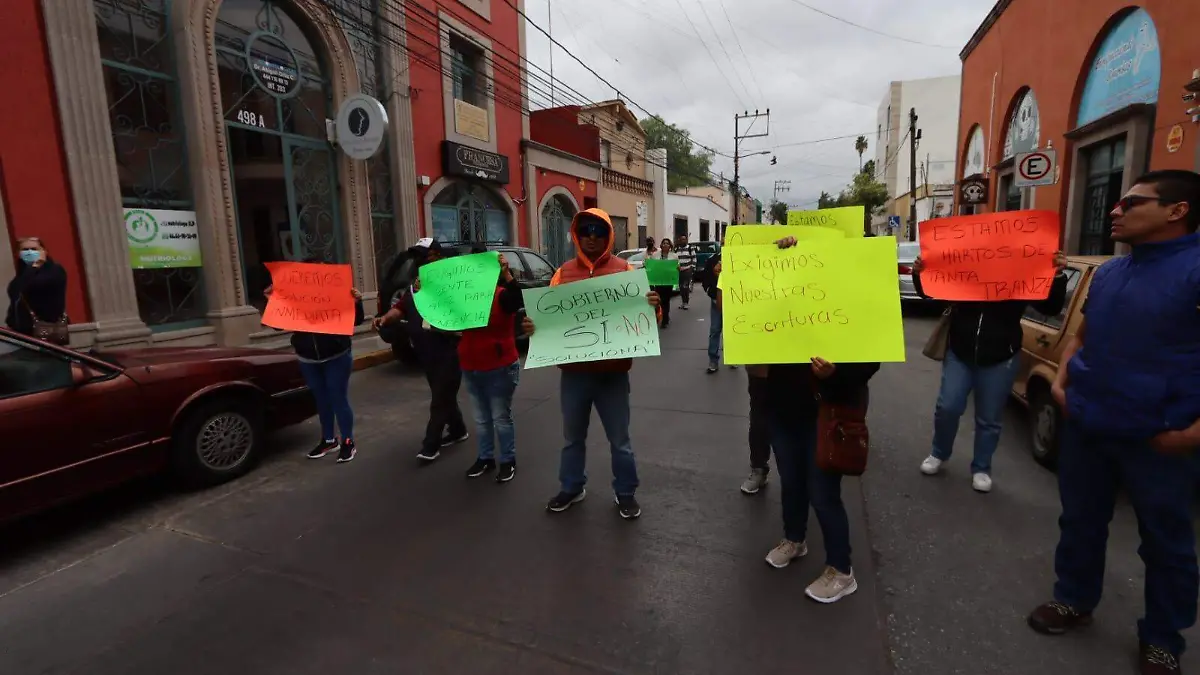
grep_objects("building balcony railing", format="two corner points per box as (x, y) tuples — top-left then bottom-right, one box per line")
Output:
(601, 167), (653, 197)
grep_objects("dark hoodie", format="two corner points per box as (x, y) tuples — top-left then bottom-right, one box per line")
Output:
(290, 300), (365, 361)
(912, 269), (1068, 366)
(6, 258), (67, 335)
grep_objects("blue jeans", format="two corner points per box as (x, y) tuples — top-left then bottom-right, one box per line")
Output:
(931, 350), (1019, 474)
(708, 300), (722, 365)
(1054, 421), (1198, 656)
(298, 351), (354, 440)
(463, 361), (520, 463)
(769, 404), (852, 573)
(558, 370), (639, 497)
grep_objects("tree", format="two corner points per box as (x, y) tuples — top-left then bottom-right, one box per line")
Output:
(855, 136), (868, 172)
(817, 191), (838, 209)
(837, 168), (890, 236)
(768, 199), (789, 225)
(642, 117), (715, 192)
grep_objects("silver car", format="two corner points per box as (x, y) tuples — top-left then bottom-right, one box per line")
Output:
(897, 241), (923, 301)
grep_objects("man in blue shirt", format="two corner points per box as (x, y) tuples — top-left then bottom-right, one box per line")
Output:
(1027, 170), (1200, 675)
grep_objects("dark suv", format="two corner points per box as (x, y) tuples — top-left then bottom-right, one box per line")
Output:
(376, 243), (557, 365)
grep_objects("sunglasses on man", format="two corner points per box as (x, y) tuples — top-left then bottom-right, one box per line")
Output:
(577, 220), (609, 238)
(1114, 195), (1175, 212)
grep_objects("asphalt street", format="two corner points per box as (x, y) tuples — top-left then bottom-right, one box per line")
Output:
(0, 299), (1195, 674)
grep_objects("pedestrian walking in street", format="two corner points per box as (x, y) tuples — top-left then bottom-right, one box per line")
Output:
(374, 239), (469, 462)
(652, 238), (678, 329)
(267, 260), (364, 463)
(645, 238), (657, 257)
(459, 253), (524, 483)
(912, 250), (1069, 492)
(676, 234), (696, 310)
(6, 236), (69, 345)
(698, 252), (722, 372)
(1027, 170), (1200, 675)
(761, 236), (879, 604)
(523, 208), (660, 520)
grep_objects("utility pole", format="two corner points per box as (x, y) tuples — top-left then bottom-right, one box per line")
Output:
(547, 0), (555, 105)
(774, 180), (791, 201)
(908, 108), (922, 242)
(733, 109), (770, 225)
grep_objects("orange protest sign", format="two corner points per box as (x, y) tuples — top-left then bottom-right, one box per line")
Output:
(262, 262), (356, 335)
(917, 210), (1060, 301)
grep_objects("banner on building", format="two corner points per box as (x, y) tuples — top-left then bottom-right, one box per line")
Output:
(124, 208), (203, 269)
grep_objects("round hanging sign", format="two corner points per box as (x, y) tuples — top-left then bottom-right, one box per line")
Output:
(335, 94), (389, 160)
(246, 31), (301, 99)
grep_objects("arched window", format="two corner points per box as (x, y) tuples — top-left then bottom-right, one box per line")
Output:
(540, 194), (576, 266)
(1002, 89), (1040, 161)
(431, 183), (510, 244)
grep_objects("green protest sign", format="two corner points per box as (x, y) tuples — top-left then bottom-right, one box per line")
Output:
(643, 258), (679, 289)
(523, 269), (661, 369)
(412, 252), (500, 330)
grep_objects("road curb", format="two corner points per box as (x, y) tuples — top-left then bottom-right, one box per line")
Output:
(353, 348), (394, 371)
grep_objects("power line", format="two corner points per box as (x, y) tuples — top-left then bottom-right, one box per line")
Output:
(669, 0), (749, 109)
(782, 0), (958, 49)
(696, 0), (758, 106)
(500, 0), (734, 158)
(718, 0), (766, 105)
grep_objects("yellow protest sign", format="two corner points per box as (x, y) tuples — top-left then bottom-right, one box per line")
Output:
(720, 238), (905, 364)
(786, 206), (865, 238)
(724, 225), (845, 247)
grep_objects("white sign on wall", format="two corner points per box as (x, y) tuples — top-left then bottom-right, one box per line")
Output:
(335, 94), (388, 160)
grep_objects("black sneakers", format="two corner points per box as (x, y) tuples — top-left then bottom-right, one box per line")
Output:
(416, 448), (440, 462)
(307, 439), (340, 459)
(441, 431), (470, 447)
(615, 495), (642, 520)
(706, 363), (718, 374)
(466, 459), (496, 478)
(336, 439), (356, 463)
(496, 462), (516, 483)
(546, 489), (587, 512)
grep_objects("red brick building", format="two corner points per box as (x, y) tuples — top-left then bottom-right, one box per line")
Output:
(526, 107), (601, 265)
(957, 0), (1200, 255)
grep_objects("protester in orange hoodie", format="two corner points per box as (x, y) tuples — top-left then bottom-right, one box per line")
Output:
(522, 208), (660, 520)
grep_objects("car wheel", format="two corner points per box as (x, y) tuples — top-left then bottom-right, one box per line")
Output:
(171, 397), (264, 487)
(1029, 387), (1061, 469)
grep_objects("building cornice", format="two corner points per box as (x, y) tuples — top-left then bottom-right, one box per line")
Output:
(960, 0), (1013, 61)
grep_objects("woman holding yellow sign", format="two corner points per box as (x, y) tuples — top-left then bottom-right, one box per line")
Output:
(762, 235), (880, 606)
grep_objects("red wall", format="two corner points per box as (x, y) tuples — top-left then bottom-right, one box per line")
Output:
(536, 167), (596, 213)
(530, 107), (601, 163)
(0, 0), (89, 321)
(407, 0), (527, 246)
(959, 0), (1200, 218)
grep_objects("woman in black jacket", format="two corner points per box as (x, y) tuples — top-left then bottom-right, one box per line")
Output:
(6, 237), (68, 343)
(760, 236), (880, 605)
(265, 262), (364, 463)
(911, 253), (1068, 492)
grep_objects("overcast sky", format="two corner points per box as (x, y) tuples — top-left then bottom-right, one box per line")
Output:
(520, 0), (995, 212)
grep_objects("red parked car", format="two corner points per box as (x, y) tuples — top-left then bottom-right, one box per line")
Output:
(0, 328), (316, 522)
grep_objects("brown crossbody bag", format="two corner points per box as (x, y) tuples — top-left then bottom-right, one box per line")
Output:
(22, 296), (69, 346)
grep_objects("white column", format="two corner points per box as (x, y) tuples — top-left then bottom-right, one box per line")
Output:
(380, 0), (421, 248)
(41, 0), (151, 345)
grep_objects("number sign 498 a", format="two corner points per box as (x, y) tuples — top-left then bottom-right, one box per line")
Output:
(234, 109), (266, 128)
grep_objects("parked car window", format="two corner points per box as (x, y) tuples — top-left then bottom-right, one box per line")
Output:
(897, 243), (920, 259)
(627, 252), (646, 263)
(521, 252), (556, 283)
(0, 338), (73, 399)
(500, 250), (530, 281)
(1023, 266), (1083, 330)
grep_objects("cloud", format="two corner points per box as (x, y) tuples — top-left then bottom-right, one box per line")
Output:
(520, 0), (994, 212)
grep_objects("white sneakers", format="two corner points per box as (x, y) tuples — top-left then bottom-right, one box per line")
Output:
(971, 472), (993, 493)
(919, 456), (943, 475)
(920, 455), (993, 493)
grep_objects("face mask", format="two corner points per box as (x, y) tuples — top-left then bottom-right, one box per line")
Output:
(19, 250), (40, 264)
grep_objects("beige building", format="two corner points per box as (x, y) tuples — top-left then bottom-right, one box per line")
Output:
(580, 100), (658, 252)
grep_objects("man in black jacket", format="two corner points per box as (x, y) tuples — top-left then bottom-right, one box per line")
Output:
(374, 239), (469, 462)
(912, 252), (1068, 492)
